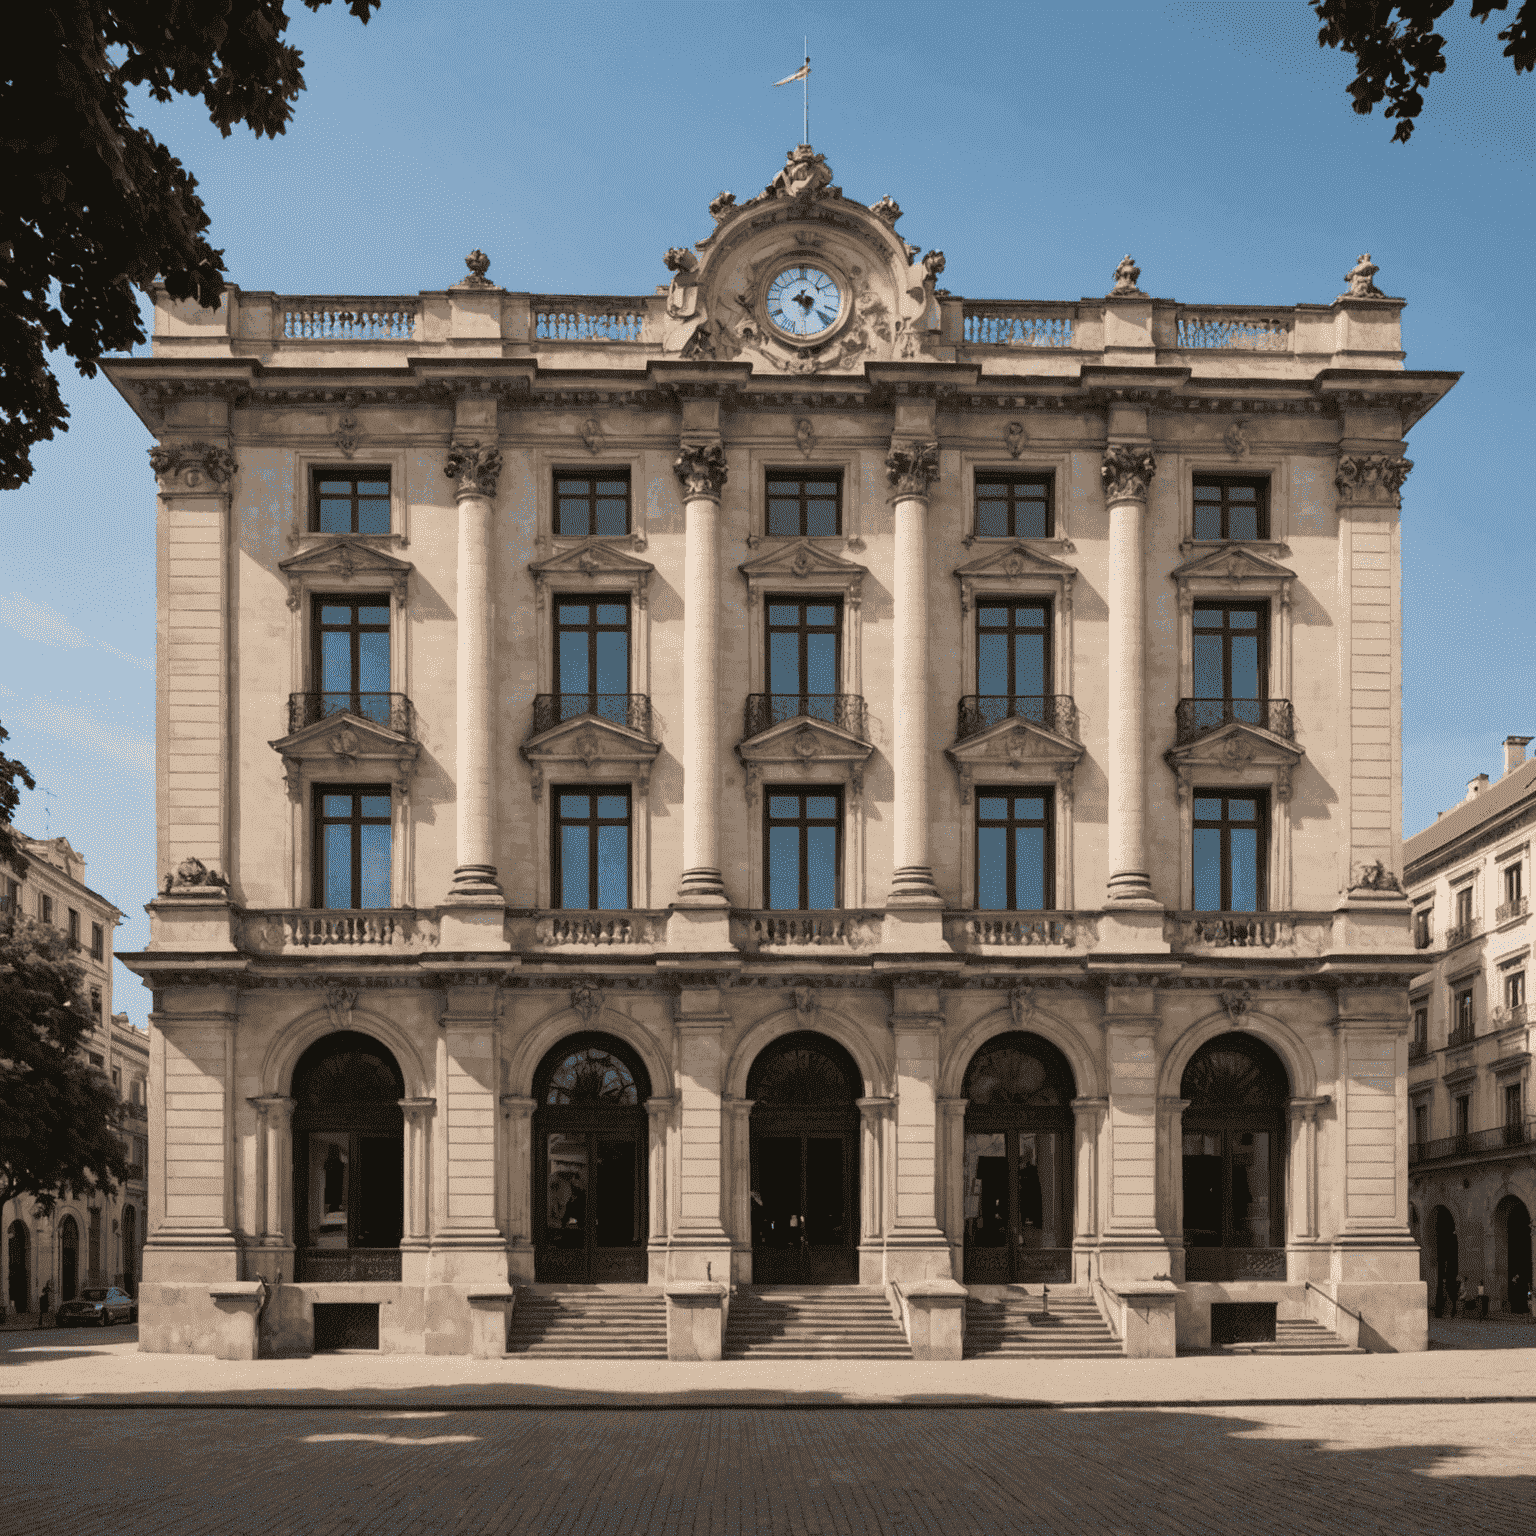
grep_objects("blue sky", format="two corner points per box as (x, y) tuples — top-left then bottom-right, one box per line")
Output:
(2, 0), (1531, 1026)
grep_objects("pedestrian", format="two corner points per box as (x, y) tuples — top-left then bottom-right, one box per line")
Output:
(1459, 1274), (1473, 1318)
(1478, 1280), (1488, 1320)
(39, 1281), (51, 1319)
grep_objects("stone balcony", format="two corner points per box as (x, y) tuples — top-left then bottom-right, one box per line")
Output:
(943, 912), (1092, 952)
(1164, 912), (1336, 955)
(730, 910), (884, 954)
(238, 909), (438, 954)
(505, 909), (669, 952)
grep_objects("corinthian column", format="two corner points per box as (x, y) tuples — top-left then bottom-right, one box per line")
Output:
(668, 443), (734, 951)
(883, 442), (950, 950)
(1102, 446), (1159, 907)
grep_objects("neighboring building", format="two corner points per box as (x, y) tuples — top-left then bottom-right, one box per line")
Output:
(2, 834), (148, 1313)
(1404, 737), (1536, 1315)
(106, 145), (1454, 1358)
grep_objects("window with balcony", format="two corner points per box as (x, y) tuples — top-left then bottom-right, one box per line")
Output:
(552, 788), (631, 910)
(1451, 986), (1476, 1045)
(1413, 1103), (1428, 1147)
(313, 787), (392, 909)
(766, 472), (841, 537)
(1193, 475), (1268, 541)
(765, 789), (841, 910)
(90, 921), (104, 960)
(1189, 603), (1271, 736)
(1193, 792), (1267, 912)
(549, 598), (636, 728)
(758, 598), (846, 731)
(311, 469), (391, 535)
(1449, 884), (1476, 945)
(976, 789), (1053, 911)
(1508, 971), (1527, 1012)
(311, 596), (393, 727)
(1507, 1083), (1524, 1127)
(974, 472), (1052, 540)
(1455, 1094), (1470, 1139)
(555, 471), (630, 537)
(1413, 906), (1432, 949)
(961, 599), (1071, 736)
(1500, 861), (1527, 923)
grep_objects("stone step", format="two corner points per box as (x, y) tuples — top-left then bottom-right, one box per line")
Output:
(726, 1289), (910, 1360)
(964, 1296), (1120, 1359)
(1220, 1321), (1365, 1356)
(508, 1290), (668, 1359)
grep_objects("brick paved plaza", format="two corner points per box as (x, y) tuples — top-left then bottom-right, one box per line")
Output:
(5, 1326), (1536, 1534)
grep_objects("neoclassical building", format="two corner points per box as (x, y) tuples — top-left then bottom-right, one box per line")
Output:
(108, 145), (1454, 1358)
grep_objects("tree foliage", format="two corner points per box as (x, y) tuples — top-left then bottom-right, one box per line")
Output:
(0, 908), (131, 1217)
(0, 721), (37, 876)
(1313, 0), (1534, 140)
(1, 1), (379, 490)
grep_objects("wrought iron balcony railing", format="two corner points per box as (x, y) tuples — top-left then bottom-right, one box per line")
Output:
(743, 693), (869, 741)
(288, 691), (414, 737)
(1175, 697), (1294, 744)
(1410, 1118), (1536, 1166)
(1447, 1021), (1477, 1049)
(531, 693), (653, 736)
(1498, 896), (1529, 924)
(1445, 918), (1480, 948)
(955, 695), (1079, 742)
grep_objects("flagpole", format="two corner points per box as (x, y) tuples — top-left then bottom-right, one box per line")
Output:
(803, 38), (809, 144)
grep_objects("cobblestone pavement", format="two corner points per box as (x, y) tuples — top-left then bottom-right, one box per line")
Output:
(5, 1397), (1536, 1535)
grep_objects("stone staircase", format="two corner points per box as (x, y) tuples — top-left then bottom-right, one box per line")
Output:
(507, 1286), (668, 1359)
(964, 1288), (1121, 1359)
(725, 1287), (911, 1360)
(1218, 1318), (1365, 1355)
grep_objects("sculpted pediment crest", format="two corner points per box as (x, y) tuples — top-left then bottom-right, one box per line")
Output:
(736, 714), (874, 805)
(954, 542), (1077, 614)
(278, 538), (413, 611)
(740, 539), (868, 600)
(1171, 544), (1296, 588)
(944, 716), (1084, 805)
(519, 713), (661, 801)
(1165, 720), (1305, 806)
(529, 539), (654, 607)
(269, 710), (420, 800)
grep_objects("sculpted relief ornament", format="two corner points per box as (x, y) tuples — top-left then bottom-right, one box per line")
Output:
(673, 443), (729, 500)
(1101, 446), (1157, 503)
(1109, 254), (1143, 297)
(1335, 454), (1412, 508)
(444, 442), (503, 499)
(148, 442), (238, 491)
(885, 442), (940, 499)
(1342, 253), (1385, 299)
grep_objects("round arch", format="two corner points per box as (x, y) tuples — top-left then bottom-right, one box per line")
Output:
(941, 1004), (1102, 1101)
(262, 1005), (430, 1100)
(725, 1005), (890, 1101)
(1494, 1193), (1532, 1315)
(1158, 1009), (1317, 1103)
(506, 1006), (671, 1104)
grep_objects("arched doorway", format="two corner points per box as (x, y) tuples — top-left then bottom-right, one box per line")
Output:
(962, 1032), (1076, 1284)
(1431, 1206), (1458, 1313)
(122, 1207), (137, 1296)
(291, 1031), (405, 1282)
(7, 1222), (28, 1314)
(1500, 1197), (1531, 1315)
(60, 1215), (79, 1302)
(1181, 1032), (1288, 1281)
(533, 1033), (651, 1283)
(748, 1031), (861, 1285)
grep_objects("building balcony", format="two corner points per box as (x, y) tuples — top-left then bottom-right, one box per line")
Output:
(943, 912), (1090, 950)
(731, 910), (884, 953)
(743, 694), (869, 742)
(1410, 1118), (1536, 1167)
(1446, 1021), (1477, 1049)
(955, 695), (1079, 743)
(1174, 697), (1294, 745)
(531, 693), (653, 737)
(1497, 896), (1529, 924)
(238, 908), (438, 953)
(1445, 918), (1481, 949)
(1167, 911), (1333, 954)
(1408, 1037), (1429, 1062)
(1491, 1003), (1532, 1033)
(505, 909), (669, 950)
(288, 691), (415, 737)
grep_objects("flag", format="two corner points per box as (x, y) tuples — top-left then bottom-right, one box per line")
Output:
(773, 64), (810, 87)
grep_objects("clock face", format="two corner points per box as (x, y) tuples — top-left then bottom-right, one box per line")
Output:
(765, 264), (844, 339)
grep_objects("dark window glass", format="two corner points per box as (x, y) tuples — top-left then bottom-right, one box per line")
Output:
(976, 789), (1053, 911)
(1507, 1083), (1523, 1127)
(1456, 988), (1475, 1034)
(89, 987), (102, 1019)
(544, 1046), (640, 1106)
(1412, 1007), (1427, 1043)
(553, 788), (630, 910)
(766, 473), (841, 537)
(312, 470), (391, 535)
(313, 787), (392, 909)
(1506, 864), (1524, 904)
(554, 598), (630, 722)
(1414, 1104), (1427, 1145)
(1193, 476), (1268, 541)
(1455, 1095), (1470, 1137)
(555, 472), (631, 537)
(1193, 792), (1267, 912)
(40, 894), (52, 925)
(90, 922), (104, 960)
(1455, 886), (1473, 927)
(1508, 972), (1527, 1009)
(767, 598), (841, 718)
(976, 600), (1050, 700)
(1193, 603), (1268, 705)
(975, 473), (1052, 540)
(67, 909), (80, 947)
(765, 789), (842, 910)
(313, 596), (391, 724)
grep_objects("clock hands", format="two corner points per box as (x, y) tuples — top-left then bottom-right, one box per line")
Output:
(793, 291), (815, 313)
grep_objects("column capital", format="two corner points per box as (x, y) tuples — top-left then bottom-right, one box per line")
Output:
(149, 440), (238, 495)
(445, 440), (503, 499)
(885, 440), (940, 500)
(248, 1093), (296, 1122)
(399, 1095), (437, 1120)
(1334, 452), (1412, 508)
(1100, 445), (1156, 503)
(673, 441), (728, 500)
(1286, 1094), (1331, 1122)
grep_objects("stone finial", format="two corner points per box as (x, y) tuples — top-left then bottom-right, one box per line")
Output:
(869, 195), (903, 225)
(885, 441), (940, 499)
(1334, 453), (1413, 508)
(673, 443), (728, 500)
(1101, 446), (1157, 503)
(769, 143), (833, 201)
(148, 441), (238, 490)
(1109, 254), (1143, 297)
(922, 250), (946, 283)
(444, 441), (503, 499)
(1343, 253), (1384, 299)
(461, 249), (493, 287)
(708, 191), (737, 220)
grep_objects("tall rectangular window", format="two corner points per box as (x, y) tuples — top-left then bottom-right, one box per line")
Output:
(766, 473), (841, 537)
(1507, 1083), (1523, 1127)
(1456, 987), (1475, 1035)
(67, 909), (80, 950)
(1192, 603), (1268, 729)
(554, 598), (630, 723)
(1, 878), (17, 913)
(555, 472), (630, 537)
(1454, 885), (1473, 929)
(974, 472), (1052, 540)
(40, 893), (53, 925)
(976, 789), (1053, 911)
(89, 986), (102, 1020)
(311, 469), (390, 534)
(552, 788), (630, 910)
(1508, 971), (1527, 1010)
(766, 598), (841, 724)
(765, 789), (841, 910)
(1413, 907), (1432, 948)
(313, 596), (391, 725)
(1413, 1103), (1427, 1146)
(1455, 1095), (1470, 1137)
(1193, 475), (1268, 541)
(1193, 792), (1267, 911)
(1505, 862), (1524, 905)
(1413, 1007), (1428, 1046)
(313, 787), (392, 909)
(975, 600), (1051, 730)
(90, 922), (104, 960)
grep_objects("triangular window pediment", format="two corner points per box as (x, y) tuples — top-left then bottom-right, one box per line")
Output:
(737, 715), (874, 764)
(739, 539), (868, 586)
(269, 710), (420, 799)
(1164, 719), (1305, 773)
(529, 539), (655, 581)
(954, 542), (1078, 582)
(278, 538), (413, 610)
(1171, 544), (1296, 586)
(944, 715), (1083, 806)
(520, 712), (661, 765)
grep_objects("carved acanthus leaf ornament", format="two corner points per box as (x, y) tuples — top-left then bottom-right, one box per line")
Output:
(148, 442), (238, 490)
(1335, 454), (1412, 507)
(673, 443), (728, 499)
(885, 441), (940, 499)
(444, 442), (503, 499)
(1101, 446), (1157, 503)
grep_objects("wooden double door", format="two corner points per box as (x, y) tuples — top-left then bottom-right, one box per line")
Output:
(750, 1113), (859, 1285)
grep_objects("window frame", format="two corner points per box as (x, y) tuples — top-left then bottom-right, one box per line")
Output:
(550, 785), (633, 911)
(1454, 986), (1476, 1037)
(764, 469), (843, 540)
(972, 470), (1054, 541)
(1192, 474), (1270, 542)
(67, 908), (80, 950)
(1454, 1094), (1470, 1138)
(1191, 789), (1270, 913)
(974, 786), (1056, 912)
(553, 468), (632, 539)
(1508, 971), (1527, 1011)
(310, 784), (394, 911)
(40, 893), (53, 926)
(90, 922), (104, 961)
(309, 466), (393, 536)
(974, 597), (1053, 704)
(553, 594), (632, 712)
(1191, 601), (1271, 706)
(310, 593), (393, 719)
(763, 786), (844, 911)
(764, 594), (844, 709)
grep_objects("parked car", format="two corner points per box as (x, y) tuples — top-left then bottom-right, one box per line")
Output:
(55, 1287), (137, 1327)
